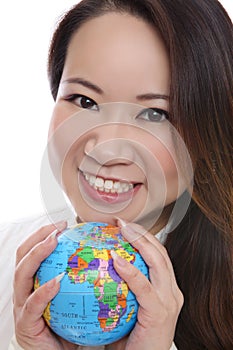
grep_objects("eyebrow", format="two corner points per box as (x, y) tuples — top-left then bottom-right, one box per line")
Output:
(62, 77), (104, 95)
(62, 77), (169, 101)
(136, 93), (169, 101)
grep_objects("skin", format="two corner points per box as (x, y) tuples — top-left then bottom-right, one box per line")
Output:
(49, 12), (186, 231)
(13, 13), (184, 350)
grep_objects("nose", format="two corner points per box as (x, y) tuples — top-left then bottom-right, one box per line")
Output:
(84, 124), (135, 166)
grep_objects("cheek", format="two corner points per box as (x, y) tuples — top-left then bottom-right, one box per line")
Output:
(147, 138), (178, 178)
(48, 107), (63, 139)
(48, 103), (77, 139)
(158, 147), (178, 178)
(61, 141), (83, 189)
(146, 140), (180, 202)
(62, 165), (77, 196)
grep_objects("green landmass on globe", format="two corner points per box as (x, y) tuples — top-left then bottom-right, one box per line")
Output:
(34, 222), (149, 346)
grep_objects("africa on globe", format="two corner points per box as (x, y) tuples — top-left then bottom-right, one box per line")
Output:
(34, 222), (149, 346)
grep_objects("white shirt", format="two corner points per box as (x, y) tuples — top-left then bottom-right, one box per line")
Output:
(0, 209), (177, 350)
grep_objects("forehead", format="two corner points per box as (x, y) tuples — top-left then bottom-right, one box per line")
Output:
(62, 12), (170, 96)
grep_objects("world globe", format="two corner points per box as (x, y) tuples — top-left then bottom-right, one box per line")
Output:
(34, 222), (149, 346)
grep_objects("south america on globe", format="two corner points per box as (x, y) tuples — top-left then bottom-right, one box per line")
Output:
(34, 222), (149, 346)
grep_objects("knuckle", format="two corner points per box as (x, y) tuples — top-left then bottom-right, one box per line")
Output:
(159, 309), (170, 324)
(136, 280), (153, 300)
(29, 245), (40, 259)
(141, 279), (152, 294)
(16, 245), (24, 263)
(14, 318), (21, 334)
(130, 265), (142, 280)
(150, 249), (167, 269)
(40, 223), (53, 233)
(29, 239), (53, 262)
(150, 307), (169, 326)
(161, 245), (168, 256)
(138, 307), (164, 327)
(14, 310), (24, 335)
(134, 236), (146, 249)
(177, 290), (184, 310)
(169, 299), (179, 315)
(170, 290), (184, 314)
(13, 265), (22, 286)
(24, 291), (44, 317)
(24, 298), (36, 316)
(34, 224), (54, 240)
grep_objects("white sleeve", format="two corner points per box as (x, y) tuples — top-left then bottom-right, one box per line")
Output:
(8, 335), (24, 350)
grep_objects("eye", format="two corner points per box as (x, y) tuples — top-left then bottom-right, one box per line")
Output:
(64, 94), (99, 111)
(136, 108), (169, 122)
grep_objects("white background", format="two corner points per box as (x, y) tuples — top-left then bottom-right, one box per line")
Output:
(0, 1), (232, 222)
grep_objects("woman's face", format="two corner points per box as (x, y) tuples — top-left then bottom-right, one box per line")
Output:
(49, 12), (189, 230)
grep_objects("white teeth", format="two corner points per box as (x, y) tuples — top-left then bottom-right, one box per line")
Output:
(104, 180), (113, 190)
(89, 175), (96, 185)
(83, 172), (135, 194)
(85, 173), (90, 181)
(113, 182), (120, 190)
(95, 177), (104, 188)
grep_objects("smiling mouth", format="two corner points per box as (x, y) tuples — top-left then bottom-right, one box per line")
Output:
(81, 171), (139, 194)
(78, 170), (142, 204)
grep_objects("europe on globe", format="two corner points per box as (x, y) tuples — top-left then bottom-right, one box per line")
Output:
(34, 222), (149, 346)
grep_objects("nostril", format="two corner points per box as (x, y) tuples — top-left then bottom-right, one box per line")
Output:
(104, 157), (134, 167)
(83, 136), (136, 167)
(84, 138), (97, 155)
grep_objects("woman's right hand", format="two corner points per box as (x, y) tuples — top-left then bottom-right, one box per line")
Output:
(13, 221), (78, 350)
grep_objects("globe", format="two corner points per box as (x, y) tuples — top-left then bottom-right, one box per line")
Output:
(34, 222), (149, 346)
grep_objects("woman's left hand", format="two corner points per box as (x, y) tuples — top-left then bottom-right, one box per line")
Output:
(110, 220), (183, 350)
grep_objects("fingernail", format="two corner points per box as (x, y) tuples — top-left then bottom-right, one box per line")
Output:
(115, 218), (141, 243)
(49, 221), (67, 240)
(49, 229), (59, 240)
(54, 272), (65, 283)
(111, 250), (127, 267)
(122, 224), (143, 244)
(54, 220), (67, 231)
(47, 272), (65, 289)
(116, 217), (127, 228)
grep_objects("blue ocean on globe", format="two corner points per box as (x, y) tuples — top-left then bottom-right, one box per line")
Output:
(34, 222), (149, 346)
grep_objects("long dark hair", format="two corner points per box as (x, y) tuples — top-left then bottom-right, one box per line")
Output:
(48, 1), (233, 349)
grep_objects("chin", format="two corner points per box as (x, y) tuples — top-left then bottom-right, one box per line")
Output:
(76, 210), (118, 226)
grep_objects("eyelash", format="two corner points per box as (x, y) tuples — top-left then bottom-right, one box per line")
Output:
(64, 94), (169, 122)
(136, 108), (169, 122)
(64, 94), (99, 111)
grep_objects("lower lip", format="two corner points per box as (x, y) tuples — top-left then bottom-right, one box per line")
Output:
(78, 171), (141, 204)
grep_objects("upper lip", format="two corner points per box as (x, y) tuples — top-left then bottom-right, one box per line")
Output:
(79, 169), (142, 185)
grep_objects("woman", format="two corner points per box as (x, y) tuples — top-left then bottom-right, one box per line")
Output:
(9, 0), (233, 349)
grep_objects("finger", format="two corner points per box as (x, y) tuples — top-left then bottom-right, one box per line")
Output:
(14, 232), (60, 308)
(118, 220), (179, 290)
(15, 221), (67, 266)
(118, 219), (170, 266)
(119, 220), (180, 294)
(118, 222), (171, 281)
(134, 238), (174, 296)
(15, 273), (64, 335)
(111, 250), (160, 311)
(125, 222), (183, 298)
(111, 250), (183, 323)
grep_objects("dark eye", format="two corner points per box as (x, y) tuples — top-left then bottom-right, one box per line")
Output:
(136, 108), (169, 122)
(65, 94), (99, 111)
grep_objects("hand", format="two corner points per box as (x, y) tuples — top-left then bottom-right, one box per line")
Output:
(13, 221), (78, 350)
(110, 220), (183, 350)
